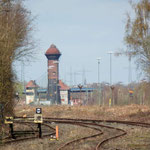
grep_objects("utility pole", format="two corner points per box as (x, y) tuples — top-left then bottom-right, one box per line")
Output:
(76, 68), (91, 88)
(107, 51), (113, 85)
(73, 72), (80, 86)
(97, 58), (101, 106)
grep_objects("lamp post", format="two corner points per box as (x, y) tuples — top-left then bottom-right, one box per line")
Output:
(107, 51), (114, 106)
(97, 58), (101, 106)
(107, 51), (113, 85)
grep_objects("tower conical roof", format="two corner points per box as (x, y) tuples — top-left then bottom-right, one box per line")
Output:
(45, 44), (61, 55)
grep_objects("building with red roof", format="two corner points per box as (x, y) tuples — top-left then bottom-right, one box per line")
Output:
(59, 80), (70, 91)
(45, 44), (61, 55)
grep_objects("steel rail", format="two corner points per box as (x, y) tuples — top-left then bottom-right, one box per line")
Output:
(12, 117), (150, 149)
(0, 121), (56, 145)
(15, 116), (150, 128)
(45, 120), (126, 150)
(53, 122), (103, 150)
(94, 123), (127, 150)
(2, 132), (55, 145)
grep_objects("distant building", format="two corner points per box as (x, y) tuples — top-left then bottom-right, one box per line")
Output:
(25, 80), (39, 104)
(70, 87), (95, 105)
(59, 80), (70, 105)
(25, 80), (70, 105)
(25, 44), (95, 106)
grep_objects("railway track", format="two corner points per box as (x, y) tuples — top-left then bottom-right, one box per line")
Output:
(1, 117), (150, 149)
(44, 118), (150, 149)
(1, 121), (56, 145)
(15, 116), (150, 128)
(44, 119), (127, 150)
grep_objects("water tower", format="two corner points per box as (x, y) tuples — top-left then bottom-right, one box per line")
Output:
(45, 44), (61, 104)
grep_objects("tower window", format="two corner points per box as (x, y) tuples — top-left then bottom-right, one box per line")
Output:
(53, 72), (56, 76)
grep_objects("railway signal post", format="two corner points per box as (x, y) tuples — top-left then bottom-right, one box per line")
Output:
(34, 108), (43, 138)
(5, 117), (15, 139)
(129, 90), (134, 104)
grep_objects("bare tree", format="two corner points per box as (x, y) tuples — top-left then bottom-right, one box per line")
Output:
(0, 0), (35, 131)
(124, 0), (150, 79)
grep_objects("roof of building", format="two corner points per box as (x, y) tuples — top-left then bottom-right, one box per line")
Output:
(45, 44), (61, 55)
(36, 87), (95, 94)
(59, 80), (70, 90)
(37, 81), (69, 93)
(37, 89), (47, 93)
(70, 87), (95, 92)
(26, 80), (39, 88)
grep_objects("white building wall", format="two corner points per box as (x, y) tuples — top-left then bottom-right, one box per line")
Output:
(26, 89), (35, 104)
(26, 95), (34, 104)
(60, 90), (68, 105)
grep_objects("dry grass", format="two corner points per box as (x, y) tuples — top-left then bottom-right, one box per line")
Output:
(15, 104), (150, 122)
(1, 104), (150, 150)
(1, 123), (98, 150)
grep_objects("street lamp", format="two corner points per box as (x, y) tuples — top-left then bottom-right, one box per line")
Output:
(97, 57), (101, 106)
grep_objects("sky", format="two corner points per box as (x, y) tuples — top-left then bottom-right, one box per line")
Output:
(15, 0), (142, 87)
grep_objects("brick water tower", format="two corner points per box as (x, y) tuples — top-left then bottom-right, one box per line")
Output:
(45, 44), (61, 104)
